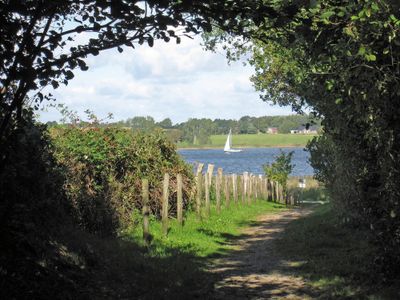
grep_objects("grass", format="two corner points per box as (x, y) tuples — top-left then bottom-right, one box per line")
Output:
(125, 201), (285, 258)
(276, 203), (399, 299)
(287, 176), (329, 203)
(177, 133), (317, 148)
(53, 186), (399, 299)
(41, 199), (284, 299)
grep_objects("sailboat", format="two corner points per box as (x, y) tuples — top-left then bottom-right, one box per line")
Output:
(224, 129), (242, 153)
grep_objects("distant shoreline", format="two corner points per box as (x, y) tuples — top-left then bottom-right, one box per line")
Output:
(177, 133), (316, 150)
(177, 144), (307, 150)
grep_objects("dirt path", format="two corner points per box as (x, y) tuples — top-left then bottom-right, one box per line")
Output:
(208, 207), (316, 299)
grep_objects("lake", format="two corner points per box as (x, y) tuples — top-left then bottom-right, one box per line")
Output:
(178, 147), (313, 176)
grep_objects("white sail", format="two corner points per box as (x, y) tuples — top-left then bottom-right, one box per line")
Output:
(224, 129), (242, 153)
(224, 129), (232, 151)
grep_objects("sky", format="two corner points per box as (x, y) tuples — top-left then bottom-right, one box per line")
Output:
(38, 36), (293, 125)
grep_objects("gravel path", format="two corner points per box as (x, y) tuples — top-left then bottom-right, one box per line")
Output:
(208, 207), (317, 299)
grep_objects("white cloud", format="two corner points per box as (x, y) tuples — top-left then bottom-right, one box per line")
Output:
(38, 36), (293, 124)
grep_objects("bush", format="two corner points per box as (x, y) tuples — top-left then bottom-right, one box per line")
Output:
(307, 131), (400, 280)
(50, 126), (194, 235)
(263, 150), (294, 196)
(0, 111), (75, 298)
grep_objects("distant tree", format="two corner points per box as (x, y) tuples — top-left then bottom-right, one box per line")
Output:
(178, 118), (215, 145)
(125, 116), (156, 132)
(46, 121), (58, 127)
(163, 128), (183, 143)
(156, 118), (173, 129)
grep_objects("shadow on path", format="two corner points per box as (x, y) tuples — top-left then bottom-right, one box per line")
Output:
(206, 207), (318, 299)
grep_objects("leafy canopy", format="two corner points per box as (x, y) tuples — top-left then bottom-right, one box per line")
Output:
(206, 0), (400, 278)
(0, 0), (272, 144)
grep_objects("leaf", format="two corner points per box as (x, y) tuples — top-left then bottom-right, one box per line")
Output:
(358, 46), (366, 55)
(65, 70), (74, 80)
(75, 25), (84, 33)
(51, 80), (59, 89)
(117, 46), (123, 53)
(320, 11), (335, 20)
(147, 36), (154, 47)
(366, 54), (376, 61)
(371, 3), (379, 11)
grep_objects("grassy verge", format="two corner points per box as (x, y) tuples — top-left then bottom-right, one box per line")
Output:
(125, 201), (285, 257)
(177, 133), (317, 148)
(61, 200), (286, 299)
(276, 203), (399, 299)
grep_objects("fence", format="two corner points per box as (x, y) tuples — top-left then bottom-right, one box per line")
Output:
(141, 163), (297, 243)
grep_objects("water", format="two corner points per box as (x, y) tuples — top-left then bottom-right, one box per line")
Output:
(177, 147), (313, 176)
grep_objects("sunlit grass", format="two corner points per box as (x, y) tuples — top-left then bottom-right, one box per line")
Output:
(125, 201), (285, 258)
(177, 133), (317, 148)
(211, 133), (316, 147)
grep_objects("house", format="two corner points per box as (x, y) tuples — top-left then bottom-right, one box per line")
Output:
(290, 125), (318, 134)
(267, 127), (278, 134)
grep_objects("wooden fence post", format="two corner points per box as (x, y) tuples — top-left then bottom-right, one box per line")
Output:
(260, 176), (264, 200)
(252, 176), (256, 203)
(216, 168), (223, 214)
(243, 172), (248, 205)
(142, 178), (150, 245)
(254, 176), (258, 202)
(273, 181), (277, 202)
(207, 164), (214, 188)
(239, 175), (243, 205)
(196, 163), (204, 175)
(276, 182), (280, 203)
(162, 173), (170, 237)
(248, 175), (253, 205)
(177, 174), (183, 226)
(205, 173), (210, 217)
(224, 175), (230, 208)
(232, 174), (238, 205)
(268, 179), (273, 201)
(196, 172), (202, 220)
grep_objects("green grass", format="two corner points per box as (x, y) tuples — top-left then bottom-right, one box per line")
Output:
(276, 203), (399, 299)
(125, 201), (285, 257)
(51, 200), (284, 299)
(177, 133), (317, 148)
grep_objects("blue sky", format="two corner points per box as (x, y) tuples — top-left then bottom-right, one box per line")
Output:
(38, 36), (293, 124)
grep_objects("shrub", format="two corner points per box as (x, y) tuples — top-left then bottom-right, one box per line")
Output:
(263, 150), (294, 196)
(0, 111), (74, 298)
(50, 126), (194, 235)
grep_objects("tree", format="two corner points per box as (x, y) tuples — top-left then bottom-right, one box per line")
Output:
(263, 150), (294, 196)
(178, 118), (215, 145)
(156, 118), (173, 129)
(125, 116), (156, 131)
(0, 0), (272, 150)
(208, 0), (400, 277)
